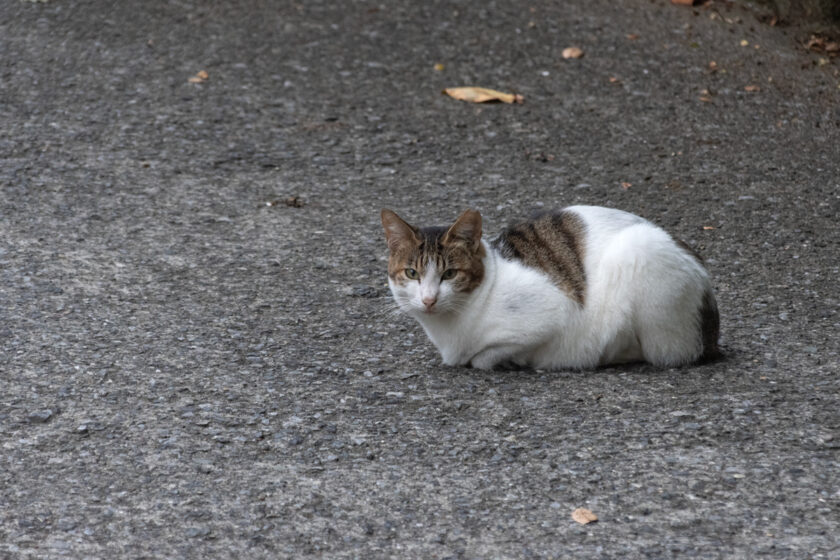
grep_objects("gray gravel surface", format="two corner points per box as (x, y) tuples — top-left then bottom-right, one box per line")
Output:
(2, 1), (839, 558)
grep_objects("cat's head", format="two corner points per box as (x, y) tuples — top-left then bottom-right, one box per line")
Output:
(381, 208), (486, 316)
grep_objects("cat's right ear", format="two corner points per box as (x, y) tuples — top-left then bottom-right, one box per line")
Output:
(381, 209), (419, 253)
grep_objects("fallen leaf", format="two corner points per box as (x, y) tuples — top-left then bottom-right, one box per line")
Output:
(284, 195), (304, 208)
(188, 70), (209, 83)
(740, 39), (749, 47)
(443, 87), (523, 104)
(670, 0), (697, 5)
(620, 182), (632, 190)
(572, 508), (598, 524)
(626, 33), (640, 40)
(708, 61), (718, 72)
(609, 76), (622, 84)
(433, 63), (445, 71)
(703, 225), (716, 230)
(744, 85), (760, 92)
(562, 47), (584, 59)
(805, 35), (835, 53)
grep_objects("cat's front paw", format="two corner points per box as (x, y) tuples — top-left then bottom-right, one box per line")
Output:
(468, 345), (522, 370)
(468, 354), (500, 370)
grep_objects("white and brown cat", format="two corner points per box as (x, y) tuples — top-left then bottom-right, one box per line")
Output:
(381, 206), (719, 370)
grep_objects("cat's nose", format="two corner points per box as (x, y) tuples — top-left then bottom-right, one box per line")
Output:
(422, 296), (437, 310)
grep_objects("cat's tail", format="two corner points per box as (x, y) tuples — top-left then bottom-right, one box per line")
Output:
(698, 288), (721, 363)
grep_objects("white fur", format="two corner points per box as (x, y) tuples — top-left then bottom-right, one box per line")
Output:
(388, 205), (715, 370)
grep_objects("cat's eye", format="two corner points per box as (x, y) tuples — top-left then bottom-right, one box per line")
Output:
(441, 269), (457, 280)
(405, 268), (419, 280)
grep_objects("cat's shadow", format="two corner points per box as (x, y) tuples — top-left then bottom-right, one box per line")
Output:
(456, 349), (726, 378)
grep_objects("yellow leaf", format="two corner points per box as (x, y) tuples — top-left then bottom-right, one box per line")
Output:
(740, 39), (749, 47)
(572, 508), (598, 525)
(434, 63), (445, 71)
(443, 87), (523, 104)
(562, 47), (584, 59)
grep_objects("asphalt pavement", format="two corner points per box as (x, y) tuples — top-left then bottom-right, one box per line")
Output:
(1, 1), (839, 558)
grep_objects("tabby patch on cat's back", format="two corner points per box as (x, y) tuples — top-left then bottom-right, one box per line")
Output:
(381, 205), (720, 371)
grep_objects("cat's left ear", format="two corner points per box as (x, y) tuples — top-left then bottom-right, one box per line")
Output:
(443, 209), (482, 251)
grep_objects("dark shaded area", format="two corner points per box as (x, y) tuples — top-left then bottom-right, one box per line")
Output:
(750, 0), (840, 27)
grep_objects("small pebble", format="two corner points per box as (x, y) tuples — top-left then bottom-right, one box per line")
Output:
(26, 409), (54, 424)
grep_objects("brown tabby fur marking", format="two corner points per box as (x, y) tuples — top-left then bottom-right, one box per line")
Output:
(672, 236), (720, 361)
(492, 210), (587, 305)
(382, 210), (485, 293)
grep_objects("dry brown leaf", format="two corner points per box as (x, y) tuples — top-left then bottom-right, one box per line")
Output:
(806, 35), (825, 51)
(572, 508), (598, 524)
(188, 70), (209, 83)
(608, 76), (622, 85)
(744, 85), (760, 92)
(562, 47), (584, 59)
(703, 225), (716, 230)
(620, 182), (632, 190)
(671, 0), (698, 5)
(443, 87), (523, 104)
(626, 33), (640, 40)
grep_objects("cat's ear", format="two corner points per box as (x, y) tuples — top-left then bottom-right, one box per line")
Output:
(443, 209), (482, 251)
(381, 209), (420, 253)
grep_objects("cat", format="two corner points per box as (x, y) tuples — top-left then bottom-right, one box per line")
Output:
(380, 205), (719, 370)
